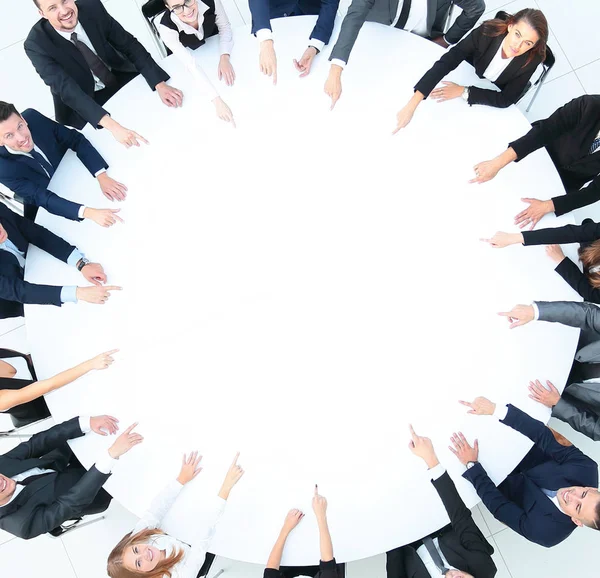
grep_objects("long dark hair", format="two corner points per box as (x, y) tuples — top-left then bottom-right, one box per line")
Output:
(482, 9), (548, 66)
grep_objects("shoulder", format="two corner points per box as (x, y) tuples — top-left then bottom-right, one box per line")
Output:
(21, 109), (46, 125)
(25, 18), (49, 46)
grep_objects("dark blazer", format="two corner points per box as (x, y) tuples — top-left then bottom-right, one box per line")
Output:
(415, 23), (543, 108)
(24, 0), (170, 129)
(0, 109), (107, 221)
(522, 220), (600, 304)
(387, 471), (496, 578)
(249, 0), (340, 46)
(0, 416), (111, 539)
(0, 202), (77, 319)
(463, 404), (598, 547)
(509, 95), (600, 216)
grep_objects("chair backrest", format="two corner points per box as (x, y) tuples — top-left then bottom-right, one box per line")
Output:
(142, 0), (167, 19)
(543, 44), (556, 68)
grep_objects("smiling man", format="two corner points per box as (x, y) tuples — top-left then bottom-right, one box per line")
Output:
(450, 397), (600, 548)
(24, 0), (184, 148)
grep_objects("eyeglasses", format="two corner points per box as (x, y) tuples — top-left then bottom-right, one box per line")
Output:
(170, 0), (196, 15)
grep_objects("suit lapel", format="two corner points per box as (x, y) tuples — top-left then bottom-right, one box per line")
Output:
(0, 146), (48, 180)
(476, 35), (504, 77)
(77, 4), (109, 63)
(495, 53), (532, 86)
(42, 19), (91, 79)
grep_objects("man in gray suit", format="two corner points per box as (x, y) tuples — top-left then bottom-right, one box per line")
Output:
(324, 0), (486, 108)
(500, 301), (600, 442)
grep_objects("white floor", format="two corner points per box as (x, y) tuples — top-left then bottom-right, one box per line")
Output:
(0, 0), (599, 576)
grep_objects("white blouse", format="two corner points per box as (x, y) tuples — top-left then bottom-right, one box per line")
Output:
(132, 480), (226, 578)
(482, 41), (514, 83)
(157, 1), (233, 101)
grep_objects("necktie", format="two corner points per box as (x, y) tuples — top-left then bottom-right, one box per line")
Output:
(541, 488), (558, 498)
(567, 359), (600, 384)
(423, 536), (450, 575)
(589, 137), (600, 155)
(394, 0), (413, 30)
(70, 32), (117, 88)
(17, 472), (54, 486)
(29, 148), (55, 178)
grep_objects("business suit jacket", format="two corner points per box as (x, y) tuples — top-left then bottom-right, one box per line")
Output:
(521, 221), (600, 304)
(249, 0), (340, 46)
(387, 471), (496, 578)
(24, 0), (170, 129)
(0, 416), (110, 539)
(415, 23), (543, 108)
(0, 202), (77, 319)
(463, 404), (598, 547)
(536, 300), (600, 441)
(0, 109), (107, 221)
(509, 95), (600, 216)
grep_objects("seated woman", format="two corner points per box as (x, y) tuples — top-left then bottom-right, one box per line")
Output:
(158, 0), (236, 126)
(0, 348), (117, 428)
(265, 486), (341, 578)
(482, 220), (600, 304)
(394, 9), (548, 133)
(107, 451), (244, 578)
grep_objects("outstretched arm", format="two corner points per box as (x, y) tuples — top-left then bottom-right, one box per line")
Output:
(536, 300), (600, 333)
(552, 397), (600, 441)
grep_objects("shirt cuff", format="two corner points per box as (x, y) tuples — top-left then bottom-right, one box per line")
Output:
(60, 286), (78, 304)
(78, 206), (87, 219)
(531, 302), (540, 321)
(493, 404), (509, 421)
(256, 29), (273, 42)
(94, 168), (107, 178)
(95, 451), (118, 475)
(79, 416), (91, 433)
(309, 38), (325, 52)
(330, 58), (346, 69)
(220, 41), (234, 56)
(428, 463), (446, 481)
(67, 249), (85, 268)
(442, 35), (454, 46)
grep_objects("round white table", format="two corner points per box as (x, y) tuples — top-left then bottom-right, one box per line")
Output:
(25, 17), (581, 565)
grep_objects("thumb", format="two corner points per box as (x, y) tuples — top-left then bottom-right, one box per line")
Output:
(521, 198), (534, 202)
(474, 439), (479, 451)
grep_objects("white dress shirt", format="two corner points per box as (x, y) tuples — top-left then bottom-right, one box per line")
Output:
(482, 42), (514, 82)
(158, 1), (233, 102)
(54, 22), (107, 91)
(0, 417), (116, 509)
(131, 480), (226, 578)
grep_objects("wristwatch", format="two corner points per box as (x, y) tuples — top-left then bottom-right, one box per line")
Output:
(310, 45), (320, 54)
(466, 461), (478, 469)
(76, 257), (90, 272)
(461, 86), (470, 102)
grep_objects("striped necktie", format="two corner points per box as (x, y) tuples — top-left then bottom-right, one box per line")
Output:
(589, 137), (600, 155)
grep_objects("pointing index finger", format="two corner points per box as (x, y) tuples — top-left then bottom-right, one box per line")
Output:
(231, 451), (240, 466)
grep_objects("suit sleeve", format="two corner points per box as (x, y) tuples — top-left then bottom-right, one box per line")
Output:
(551, 175), (600, 217)
(468, 64), (536, 109)
(24, 37), (109, 128)
(0, 276), (63, 307)
(1, 466), (110, 539)
(310, 0), (340, 46)
(444, 0), (486, 45)
(522, 221), (600, 246)
(3, 416), (84, 460)
(329, 0), (377, 65)
(552, 397), (600, 441)
(98, 0), (169, 90)
(248, 0), (271, 35)
(414, 30), (477, 98)
(553, 258), (600, 303)
(509, 96), (587, 161)
(536, 300), (600, 333)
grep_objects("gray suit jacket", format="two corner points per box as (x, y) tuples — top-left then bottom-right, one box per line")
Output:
(537, 300), (600, 441)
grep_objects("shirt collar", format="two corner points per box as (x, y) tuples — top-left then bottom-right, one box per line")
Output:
(53, 21), (84, 42)
(0, 484), (25, 509)
(5, 143), (37, 157)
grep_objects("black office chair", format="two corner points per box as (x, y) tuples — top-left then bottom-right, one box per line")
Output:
(48, 515), (107, 538)
(280, 563), (346, 578)
(196, 552), (224, 578)
(141, 0), (172, 58)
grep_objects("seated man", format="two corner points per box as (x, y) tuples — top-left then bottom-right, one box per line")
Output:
(0, 416), (142, 539)
(0, 201), (120, 319)
(324, 0), (486, 108)
(250, 0), (340, 82)
(451, 396), (600, 547)
(265, 485), (342, 578)
(25, 0), (183, 147)
(0, 102), (125, 224)
(472, 95), (600, 229)
(386, 425), (496, 578)
(501, 300), (600, 442)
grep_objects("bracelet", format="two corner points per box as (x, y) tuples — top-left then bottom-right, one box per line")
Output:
(310, 45), (320, 54)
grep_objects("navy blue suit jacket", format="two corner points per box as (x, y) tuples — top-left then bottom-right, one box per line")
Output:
(0, 109), (107, 221)
(464, 405), (599, 547)
(0, 202), (77, 319)
(249, 0), (339, 46)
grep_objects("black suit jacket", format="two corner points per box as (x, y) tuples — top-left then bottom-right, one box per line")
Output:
(387, 471), (496, 578)
(24, 0), (170, 129)
(0, 202), (77, 319)
(415, 23), (543, 108)
(0, 417), (110, 539)
(509, 95), (600, 216)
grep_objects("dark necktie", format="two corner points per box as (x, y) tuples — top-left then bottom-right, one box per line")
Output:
(423, 536), (450, 575)
(394, 0), (413, 30)
(17, 472), (54, 486)
(568, 360), (600, 384)
(589, 137), (600, 156)
(70, 32), (117, 88)
(29, 148), (55, 178)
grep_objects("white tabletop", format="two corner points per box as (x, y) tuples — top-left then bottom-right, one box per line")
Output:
(25, 17), (581, 565)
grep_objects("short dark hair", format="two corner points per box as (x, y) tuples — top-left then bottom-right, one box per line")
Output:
(590, 498), (600, 531)
(0, 102), (20, 124)
(32, 0), (40, 8)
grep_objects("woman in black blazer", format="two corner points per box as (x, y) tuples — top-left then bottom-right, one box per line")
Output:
(482, 220), (600, 303)
(0, 348), (117, 427)
(393, 9), (548, 133)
